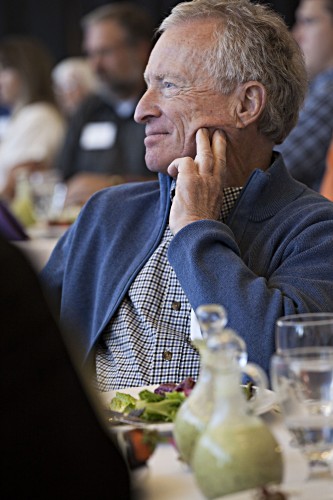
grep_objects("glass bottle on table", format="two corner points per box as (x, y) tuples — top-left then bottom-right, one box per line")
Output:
(191, 328), (283, 499)
(173, 304), (228, 465)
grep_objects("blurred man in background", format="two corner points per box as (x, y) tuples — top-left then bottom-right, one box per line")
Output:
(55, 2), (156, 207)
(275, 0), (333, 191)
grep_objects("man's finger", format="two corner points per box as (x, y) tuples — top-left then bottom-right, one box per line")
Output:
(194, 128), (214, 172)
(167, 159), (180, 178)
(212, 129), (227, 168)
(167, 157), (196, 178)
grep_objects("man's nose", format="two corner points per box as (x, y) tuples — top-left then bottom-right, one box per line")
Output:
(134, 88), (160, 124)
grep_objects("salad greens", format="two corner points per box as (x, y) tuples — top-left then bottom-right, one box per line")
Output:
(109, 378), (255, 423)
(110, 388), (185, 422)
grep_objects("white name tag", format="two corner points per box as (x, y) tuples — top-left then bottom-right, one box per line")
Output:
(80, 122), (117, 150)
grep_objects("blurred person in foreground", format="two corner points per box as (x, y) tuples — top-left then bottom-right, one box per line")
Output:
(0, 235), (132, 498)
(54, 2), (157, 208)
(52, 56), (99, 119)
(275, 0), (333, 191)
(0, 36), (66, 201)
(41, 0), (333, 390)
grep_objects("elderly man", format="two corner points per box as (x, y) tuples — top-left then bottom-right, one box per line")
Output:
(55, 2), (156, 206)
(275, 0), (333, 191)
(41, 0), (333, 390)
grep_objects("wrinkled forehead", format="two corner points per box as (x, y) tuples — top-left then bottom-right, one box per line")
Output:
(145, 18), (219, 80)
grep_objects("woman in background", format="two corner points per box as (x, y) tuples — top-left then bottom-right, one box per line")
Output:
(0, 36), (65, 200)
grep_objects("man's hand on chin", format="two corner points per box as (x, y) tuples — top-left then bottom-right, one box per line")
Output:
(167, 128), (226, 235)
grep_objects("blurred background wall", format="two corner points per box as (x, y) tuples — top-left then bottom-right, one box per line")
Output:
(0, 0), (300, 63)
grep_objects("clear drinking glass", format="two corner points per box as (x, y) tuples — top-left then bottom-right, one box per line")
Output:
(275, 313), (333, 353)
(29, 170), (67, 223)
(271, 348), (333, 479)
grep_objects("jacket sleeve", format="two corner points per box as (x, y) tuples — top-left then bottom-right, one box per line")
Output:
(167, 212), (333, 374)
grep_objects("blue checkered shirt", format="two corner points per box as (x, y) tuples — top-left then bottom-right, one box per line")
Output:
(95, 186), (242, 390)
(275, 68), (333, 191)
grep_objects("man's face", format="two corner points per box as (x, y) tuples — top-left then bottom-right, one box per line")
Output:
(134, 19), (238, 174)
(292, 0), (333, 79)
(83, 19), (144, 96)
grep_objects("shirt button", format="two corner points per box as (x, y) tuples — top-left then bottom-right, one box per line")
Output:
(163, 350), (173, 361)
(171, 300), (181, 311)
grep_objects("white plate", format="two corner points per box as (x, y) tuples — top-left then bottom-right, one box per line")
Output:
(97, 385), (277, 433)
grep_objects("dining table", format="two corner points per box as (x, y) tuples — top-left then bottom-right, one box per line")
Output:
(102, 396), (333, 500)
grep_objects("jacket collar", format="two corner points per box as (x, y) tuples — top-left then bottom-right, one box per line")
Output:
(230, 154), (306, 224)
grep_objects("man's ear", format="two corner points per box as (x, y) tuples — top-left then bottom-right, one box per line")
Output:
(234, 81), (266, 128)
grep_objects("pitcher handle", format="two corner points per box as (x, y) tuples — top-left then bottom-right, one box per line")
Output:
(242, 362), (268, 411)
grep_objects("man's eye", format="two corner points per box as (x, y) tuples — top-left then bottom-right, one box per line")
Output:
(163, 81), (175, 89)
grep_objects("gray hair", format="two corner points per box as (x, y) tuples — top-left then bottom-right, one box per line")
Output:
(159, 0), (308, 144)
(52, 57), (98, 92)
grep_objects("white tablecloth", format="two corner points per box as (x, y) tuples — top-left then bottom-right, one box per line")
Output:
(130, 410), (333, 500)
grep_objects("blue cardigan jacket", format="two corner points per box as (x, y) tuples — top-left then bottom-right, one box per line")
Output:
(41, 156), (333, 373)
